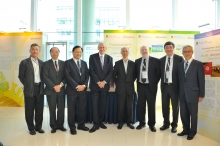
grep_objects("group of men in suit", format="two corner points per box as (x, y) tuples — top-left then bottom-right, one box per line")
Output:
(18, 41), (205, 140)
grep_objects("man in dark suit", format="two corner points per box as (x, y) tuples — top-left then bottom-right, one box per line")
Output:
(89, 42), (113, 133)
(18, 43), (44, 135)
(177, 45), (205, 140)
(65, 45), (89, 135)
(135, 45), (160, 132)
(160, 41), (183, 133)
(112, 47), (135, 130)
(42, 47), (66, 133)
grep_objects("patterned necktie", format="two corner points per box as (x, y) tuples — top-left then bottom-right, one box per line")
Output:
(77, 60), (81, 73)
(165, 57), (170, 83)
(55, 61), (58, 73)
(141, 59), (146, 83)
(100, 56), (104, 69)
(184, 61), (188, 72)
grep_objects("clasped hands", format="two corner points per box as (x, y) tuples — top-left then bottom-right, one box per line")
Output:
(97, 81), (106, 88)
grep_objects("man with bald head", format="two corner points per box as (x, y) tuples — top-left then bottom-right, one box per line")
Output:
(89, 42), (113, 133)
(112, 47), (135, 130)
(135, 46), (160, 132)
(42, 47), (66, 133)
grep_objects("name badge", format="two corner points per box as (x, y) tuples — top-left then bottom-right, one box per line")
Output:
(142, 71), (148, 79)
(166, 71), (171, 79)
(35, 73), (39, 81)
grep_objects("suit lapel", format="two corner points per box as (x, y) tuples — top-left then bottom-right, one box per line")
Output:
(28, 58), (34, 74)
(71, 59), (80, 75)
(186, 59), (195, 77)
(103, 54), (107, 70)
(49, 59), (57, 73)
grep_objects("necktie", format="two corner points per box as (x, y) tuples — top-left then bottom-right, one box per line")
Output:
(100, 56), (104, 69)
(165, 57), (170, 83)
(55, 61), (58, 73)
(77, 60), (81, 73)
(184, 61), (188, 78)
(141, 59), (146, 83)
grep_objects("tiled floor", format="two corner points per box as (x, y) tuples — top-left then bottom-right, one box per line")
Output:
(0, 107), (219, 146)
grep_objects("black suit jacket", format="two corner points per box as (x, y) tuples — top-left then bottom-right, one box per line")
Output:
(18, 57), (44, 97)
(160, 54), (183, 94)
(89, 53), (113, 91)
(42, 59), (66, 96)
(135, 56), (161, 94)
(112, 59), (135, 95)
(65, 59), (89, 95)
(178, 59), (205, 102)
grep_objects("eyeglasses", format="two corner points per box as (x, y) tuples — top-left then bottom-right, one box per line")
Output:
(183, 51), (192, 53)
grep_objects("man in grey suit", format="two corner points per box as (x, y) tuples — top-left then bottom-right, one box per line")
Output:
(177, 45), (205, 140)
(112, 47), (135, 130)
(160, 41), (183, 133)
(65, 45), (89, 135)
(89, 42), (113, 133)
(135, 46), (160, 132)
(42, 47), (66, 133)
(18, 43), (44, 135)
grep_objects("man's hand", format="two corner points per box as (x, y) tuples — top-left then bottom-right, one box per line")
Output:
(98, 81), (105, 88)
(198, 97), (203, 102)
(54, 85), (61, 92)
(77, 85), (85, 92)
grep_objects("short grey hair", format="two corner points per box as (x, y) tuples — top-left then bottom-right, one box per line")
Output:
(140, 45), (147, 52)
(182, 45), (193, 52)
(121, 47), (129, 52)
(98, 42), (106, 48)
(30, 43), (40, 51)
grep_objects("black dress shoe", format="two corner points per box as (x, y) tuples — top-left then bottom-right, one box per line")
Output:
(177, 131), (188, 136)
(136, 124), (145, 130)
(149, 126), (156, 132)
(57, 127), (67, 131)
(29, 130), (36, 135)
(89, 126), (99, 133)
(100, 123), (107, 129)
(70, 129), (77, 135)
(51, 129), (56, 133)
(127, 123), (134, 129)
(35, 129), (45, 133)
(78, 126), (89, 131)
(171, 127), (177, 133)
(160, 125), (169, 130)
(187, 135), (194, 140)
(117, 123), (123, 130)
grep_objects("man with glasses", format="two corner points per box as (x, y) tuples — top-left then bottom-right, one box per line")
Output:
(42, 47), (66, 133)
(18, 43), (44, 135)
(177, 45), (205, 140)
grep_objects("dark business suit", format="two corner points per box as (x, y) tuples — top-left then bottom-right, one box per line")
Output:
(65, 59), (89, 130)
(160, 54), (183, 128)
(42, 59), (66, 130)
(135, 56), (160, 127)
(18, 57), (44, 131)
(89, 53), (113, 126)
(112, 59), (135, 124)
(178, 59), (205, 136)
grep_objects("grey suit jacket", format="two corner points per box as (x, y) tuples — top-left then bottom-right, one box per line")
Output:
(18, 57), (44, 97)
(112, 59), (135, 95)
(42, 59), (66, 96)
(135, 56), (161, 94)
(178, 59), (205, 102)
(160, 54), (183, 94)
(65, 59), (89, 95)
(89, 53), (113, 91)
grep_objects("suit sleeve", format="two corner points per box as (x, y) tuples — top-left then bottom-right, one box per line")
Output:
(42, 62), (56, 89)
(197, 62), (205, 97)
(104, 56), (113, 83)
(18, 60), (25, 85)
(156, 59), (161, 83)
(112, 62), (118, 83)
(89, 55), (100, 83)
(65, 61), (78, 89)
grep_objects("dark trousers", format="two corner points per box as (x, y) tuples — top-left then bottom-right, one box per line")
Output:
(162, 84), (179, 127)
(67, 91), (87, 130)
(137, 83), (156, 127)
(91, 91), (108, 126)
(180, 97), (198, 136)
(24, 85), (44, 131)
(117, 93), (134, 124)
(47, 94), (65, 129)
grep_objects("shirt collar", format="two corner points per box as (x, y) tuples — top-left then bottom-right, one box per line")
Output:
(185, 58), (193, 64)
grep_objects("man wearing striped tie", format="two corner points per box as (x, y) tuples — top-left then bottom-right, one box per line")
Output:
(177, 45), (205, 140)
